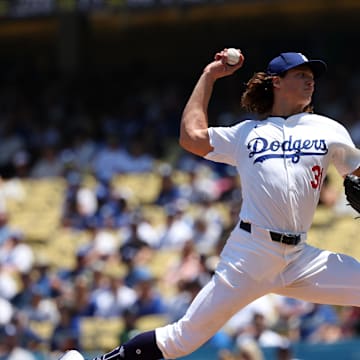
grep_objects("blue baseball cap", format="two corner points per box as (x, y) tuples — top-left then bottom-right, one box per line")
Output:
(267, 52), (327, 78)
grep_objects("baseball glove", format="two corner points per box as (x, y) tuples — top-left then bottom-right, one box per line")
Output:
(344, 174), (360, 215)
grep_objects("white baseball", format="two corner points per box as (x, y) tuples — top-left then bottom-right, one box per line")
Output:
(226, 48), (241, 66)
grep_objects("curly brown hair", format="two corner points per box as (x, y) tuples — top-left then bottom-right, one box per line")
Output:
(241, 71), (313, 116)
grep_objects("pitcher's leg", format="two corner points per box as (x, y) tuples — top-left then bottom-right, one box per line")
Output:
(59, 267), (274, 360)
(278, 245), (360, 306)
(156, 267), (273, 359)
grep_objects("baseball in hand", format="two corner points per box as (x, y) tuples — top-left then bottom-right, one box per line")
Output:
(226, 48), (241, 66)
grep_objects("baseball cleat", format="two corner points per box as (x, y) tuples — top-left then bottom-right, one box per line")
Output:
(58, 350), (85, 360)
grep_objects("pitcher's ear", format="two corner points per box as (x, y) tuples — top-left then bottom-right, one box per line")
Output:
(272, 76), (281, 89)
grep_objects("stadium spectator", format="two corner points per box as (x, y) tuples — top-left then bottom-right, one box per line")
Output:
(87, 270), (137, 318)
(179, 162), (220, 203)
(338, 306), (360, 338)
(50, 304), (81, 353)
(0, 230), (34, 274)
(191, 214), (223, 256)
(157, 203), (194, 250)
(166, 277), (202, 323)
(0, 296), (13, 326)
(117, 133), (154, 173)
(0, 263), (18, 301)
(12, 150), (31, 178)
(236, 313), (289, 348)
(130, 267), (167, 317)
(0, 323), (37, 360)
(118, 307), (141, 345)
(20, 285), (60, 323)
(154, 164), (183, 207)
(163, 240), (203, 288)
(9, 312), (45, 351)
(30, 145), (64, 178)
(0, 212), (16, 246)
(298, 303), (340, 342)
(119, 209), (161, 249)
(91, 135), (129, 181)
(61, 128), (97, 174)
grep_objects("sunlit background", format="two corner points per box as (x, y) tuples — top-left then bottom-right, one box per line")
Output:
(0, 1), (359, 359)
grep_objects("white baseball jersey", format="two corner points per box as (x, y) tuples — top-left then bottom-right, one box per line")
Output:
(156, 112), (360, 360)
(205, 112), (360, 233)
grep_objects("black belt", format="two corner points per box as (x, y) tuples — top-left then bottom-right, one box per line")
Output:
(239, 221), (301, 246)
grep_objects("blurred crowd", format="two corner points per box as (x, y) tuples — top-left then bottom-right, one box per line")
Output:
(0, 59), (359, 360)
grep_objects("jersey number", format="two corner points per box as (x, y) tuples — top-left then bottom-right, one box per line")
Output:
(310, 165), (324, 190)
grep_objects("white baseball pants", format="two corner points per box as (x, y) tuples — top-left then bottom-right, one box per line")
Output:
(156, 222), (360, 359)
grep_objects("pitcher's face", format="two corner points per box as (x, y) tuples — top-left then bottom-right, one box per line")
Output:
(275, 66), (315, 109)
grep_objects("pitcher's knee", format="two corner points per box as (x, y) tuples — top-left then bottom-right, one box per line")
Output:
(156, 320), (211, 359)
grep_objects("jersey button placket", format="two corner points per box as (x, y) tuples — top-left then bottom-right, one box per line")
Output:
(283, 125), (297, 227)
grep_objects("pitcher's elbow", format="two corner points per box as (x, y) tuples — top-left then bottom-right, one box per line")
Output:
(179, 136), (192, 152)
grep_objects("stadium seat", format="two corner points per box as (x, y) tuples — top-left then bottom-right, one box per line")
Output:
(29, 319), (55, 342)
(135, 314), (169, 331)
(80, 317), (124, 352)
